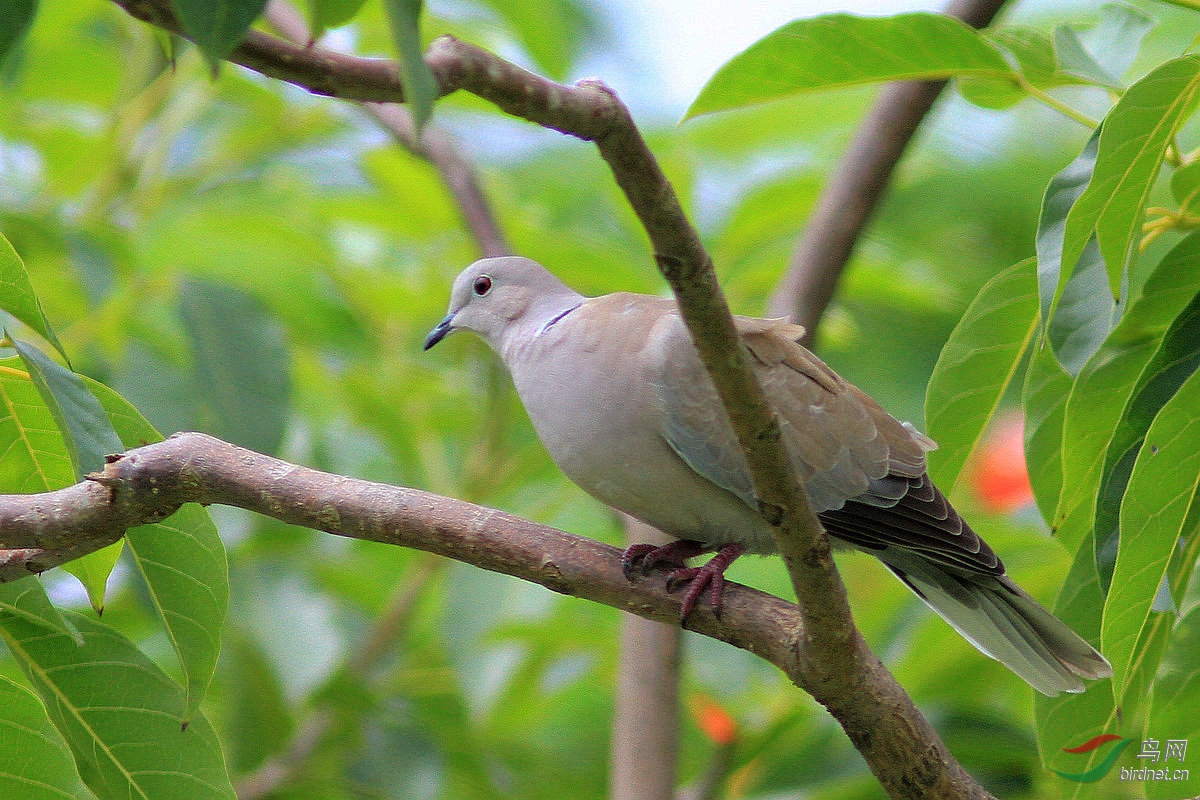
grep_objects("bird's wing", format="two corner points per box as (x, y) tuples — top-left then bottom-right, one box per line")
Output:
(653, 312), (1003, 573)
(653, 312), (926, 512)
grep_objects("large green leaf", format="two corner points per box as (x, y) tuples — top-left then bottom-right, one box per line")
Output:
(0, 675), (94, 800)
(0, 357), (226, 722)
(1060, 55), (1200, 301)
(1104, 367), (1200, 699)
(925, 258), (1038, 494)
(0, 610), (235, 800)
(171, 0), (269, 69)
(85, 378), (228, 723)
(1093, 290), (1200, 589)
(685, 13), (1015, 119)
(0, 233), (67, 362)
(1053, 231), (1200, 548)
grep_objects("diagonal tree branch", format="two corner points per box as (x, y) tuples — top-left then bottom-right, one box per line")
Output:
(93, 5), (995, 797)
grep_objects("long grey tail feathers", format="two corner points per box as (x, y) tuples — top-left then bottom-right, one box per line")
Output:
(880, 553), (1113, 696)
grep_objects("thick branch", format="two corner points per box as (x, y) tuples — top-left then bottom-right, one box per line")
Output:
(1, 433), (800, 667)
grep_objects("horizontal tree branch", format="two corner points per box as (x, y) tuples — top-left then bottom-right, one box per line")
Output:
(0, 433), (801, 668)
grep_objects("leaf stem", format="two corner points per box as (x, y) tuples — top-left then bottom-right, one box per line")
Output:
(1017, 78), (1100, 129)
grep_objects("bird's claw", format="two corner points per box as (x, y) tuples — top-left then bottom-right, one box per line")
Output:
(620, 541), (745, 619)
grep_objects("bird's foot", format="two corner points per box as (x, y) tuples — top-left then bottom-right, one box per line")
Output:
(620, 539), (709, 579)
(620, 540), (746, 619)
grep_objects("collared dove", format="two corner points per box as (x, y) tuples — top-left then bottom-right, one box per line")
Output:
(425, 256), (1112, 696)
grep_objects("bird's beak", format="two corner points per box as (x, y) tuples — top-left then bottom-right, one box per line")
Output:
(423, 312), (456, 350)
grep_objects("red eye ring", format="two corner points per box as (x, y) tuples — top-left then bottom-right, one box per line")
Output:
(472, 274), (493, 296)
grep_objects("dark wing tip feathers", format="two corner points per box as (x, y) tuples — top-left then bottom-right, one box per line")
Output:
(821, 475), (1005, 577)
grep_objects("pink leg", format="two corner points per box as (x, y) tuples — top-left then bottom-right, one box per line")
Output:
(668, 544), (746, 618)
(620, 539), (709, 579)
(620, 540), (746, 618)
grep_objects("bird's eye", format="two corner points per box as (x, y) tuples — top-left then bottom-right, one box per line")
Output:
(472, 275), (493, 296)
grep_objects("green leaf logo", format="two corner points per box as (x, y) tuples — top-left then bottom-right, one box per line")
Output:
(1051, 735), (1134, 782)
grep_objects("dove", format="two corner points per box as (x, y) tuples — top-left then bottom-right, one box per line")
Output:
(424, 256), (1112, 695)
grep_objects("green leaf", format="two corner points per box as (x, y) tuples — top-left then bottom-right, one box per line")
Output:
(1144, 604), (1200, 799)
(382, 0), (439, 130)
(0, 577), (78, 641)
(1052, 25), (1121, 89)
(990, 27), (1059, 88)
(1053, 230), (1200, 548)
(179, 279), (291, 455)
(685, 13), (1016, 120)
(307, 0), (368, 40)
(1069, 3), (1155, 86)
(925, 258), (1038, 494)
(1037, 127), (1100, 331)
(1046, 236), (1115, 376)
(126, 507), (229, 723)
(960, 28), (1057, 110)
(85, 378), (229, 723)
(171, 0), (269, 69)
(1093, 290), (1200, 590)
(11, 339), (122, 478)
(221, 631), (294, 774)
(1022, 337), (1075, 525)
(11, 340), (126, 610)
(474, 0), (595, 80)
(0, 610), (236, 800)
(0, 357), (73, 494)
(1061, 55), (1200, 301)
(1035, 535), (1118, 790)
(0, 675), (94, 800)
(1170, 159), (1200, 208)
(1104, 366), (1200, 699)
(0, 0), (36, 70)
(0, 233), (67, 362)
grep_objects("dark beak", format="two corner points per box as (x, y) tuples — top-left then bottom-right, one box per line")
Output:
(423, 313), (455, 350)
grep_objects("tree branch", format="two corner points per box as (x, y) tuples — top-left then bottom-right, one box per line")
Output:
(766, 0), (1010, 340)
(1, 433), (801, 666)
(96, 5), (996, 796)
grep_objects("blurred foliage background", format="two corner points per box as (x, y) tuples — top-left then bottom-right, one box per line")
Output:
(2, 1), (1197, 798)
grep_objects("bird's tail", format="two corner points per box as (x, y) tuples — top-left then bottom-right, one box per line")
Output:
(880, 552), (1112, 696)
